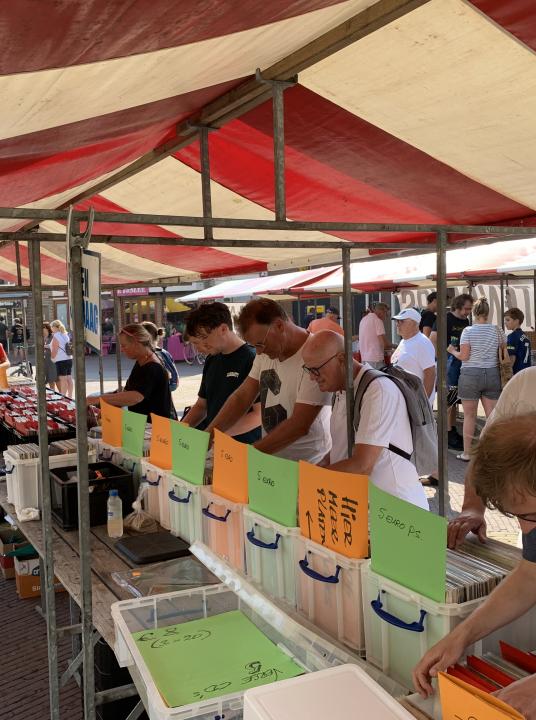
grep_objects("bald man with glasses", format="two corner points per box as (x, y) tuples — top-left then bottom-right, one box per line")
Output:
(302, 330), (428, 509)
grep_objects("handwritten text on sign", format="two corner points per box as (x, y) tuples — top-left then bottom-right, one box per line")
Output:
(100, 400), (123, 447)
(170, 420), (209, 485)
(213, 430), (248, 503)
(149, 414), (172, 469)
(248, 447), (299, 527)
(438, 672), (524, 720)
(298, 462), (368, 559)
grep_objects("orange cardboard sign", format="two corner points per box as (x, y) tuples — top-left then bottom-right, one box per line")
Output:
(298, 461), (368, 559)
(212, 430), (249, 503)
(100, 400), (123, 447)
(438, 672), (524, 720)
(149, 414), (172, 469)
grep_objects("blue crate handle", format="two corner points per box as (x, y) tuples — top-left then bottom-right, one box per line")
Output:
(146, 475), (161, 487)
(202, 503), (231, 522)
(0, 466), (12, 476)
(371, 593), (427, 632)
(298, 556), (341, 584)
(246, 527), (281, 550)
(168, 489), (192, 504)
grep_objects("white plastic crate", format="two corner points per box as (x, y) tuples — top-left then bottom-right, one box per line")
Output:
(98, 441), (123, 466)
(295, 537), (366, 655)
(243, 664), (415, 720)
(140, 459), (167, 526)
(167, 473), (204, 545)
(3, 447), (96, 513)
(361, 561), (536, 690)
(111, 542), (362, 720)
(201, 487), (245, 571)
(243, 508), (299, 607)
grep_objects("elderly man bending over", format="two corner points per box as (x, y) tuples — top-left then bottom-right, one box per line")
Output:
(302, 331), (428, 509)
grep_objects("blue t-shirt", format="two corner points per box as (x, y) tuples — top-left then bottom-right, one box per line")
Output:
(507, 327), (532, 375)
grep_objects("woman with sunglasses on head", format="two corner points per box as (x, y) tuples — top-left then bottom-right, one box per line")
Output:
(86, 323), (173, 420)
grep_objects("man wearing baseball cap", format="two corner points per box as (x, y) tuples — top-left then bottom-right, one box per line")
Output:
(307, 306), (344, 336)
(391, 307), (437, 405)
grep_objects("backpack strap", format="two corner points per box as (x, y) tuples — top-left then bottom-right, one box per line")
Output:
(353, 368), (412, 462)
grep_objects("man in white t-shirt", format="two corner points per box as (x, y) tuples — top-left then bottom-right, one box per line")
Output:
(206, 298), (331, 463)
(358, 303), (395, 369)
(391, 307), (437, 405)
(447, 366), (536, 548)
(302, 330), (428, 509)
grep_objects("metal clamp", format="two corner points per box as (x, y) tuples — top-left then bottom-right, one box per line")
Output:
(255, 68), (297, 88)
(67, 205), (94, 250)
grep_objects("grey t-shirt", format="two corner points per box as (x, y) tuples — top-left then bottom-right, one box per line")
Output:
(522, 527), (536, 562)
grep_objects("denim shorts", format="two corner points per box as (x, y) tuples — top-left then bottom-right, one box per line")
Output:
(458, 366), (501, 401)
(447, 355), (462, 387)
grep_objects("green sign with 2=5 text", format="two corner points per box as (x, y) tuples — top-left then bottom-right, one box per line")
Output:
(369, 482), (447, 602)
(248, 447), (299, 527)
(121, 409), (146, 457)
(171, 420), (210, 485)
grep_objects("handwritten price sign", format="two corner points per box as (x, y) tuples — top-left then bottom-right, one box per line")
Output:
(438, 672), (524, 720)
(213, 430), (248, 502)
(100, 400), (123, 447)
(298, 462), (368, 559)
(170, 420), (210, 485)
(149, 414), (172, 469)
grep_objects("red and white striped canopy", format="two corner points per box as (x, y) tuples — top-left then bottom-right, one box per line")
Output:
(2, 0), (536, 285)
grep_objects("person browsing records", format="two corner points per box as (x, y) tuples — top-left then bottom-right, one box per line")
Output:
(87, 323), (173, 420)
(182, 303), (261, 443)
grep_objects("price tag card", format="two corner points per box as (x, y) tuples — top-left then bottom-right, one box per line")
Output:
(438, 672), (524, 720)
(212, 430), (248, 503)
(149, 414), (172, 469)
(369, 482), (447, 602)
(248, 447), (298, 527)
(171, 420), (210, 486)
(122, 409), (146, 457)
(298, 461), (368, 559)
(100, 400), (123, 447)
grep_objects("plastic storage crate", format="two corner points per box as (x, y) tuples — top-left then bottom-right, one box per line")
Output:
(112, 542), (361, 720)
(361, 561), (536, 690)
(243, 664), (415, 720)
(295, 537), (366, 655)
(140, 460), (167, 527)
(3, 447), (96, 512)
(201, 487), (245, 571)
(167, 473), (204, 545)
(243, 508), (300, 607)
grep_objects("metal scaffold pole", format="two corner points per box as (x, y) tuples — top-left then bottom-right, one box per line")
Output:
(67, 209), (96, 720)
(28, 240), (60, 720)
(113, 290), (122, 390)
(342, 247), (354, 458)
(199, 125), (213, 242)
(436, 230), (449, 517)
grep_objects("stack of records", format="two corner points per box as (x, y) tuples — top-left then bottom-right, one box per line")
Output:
(6, 443), (40, 459)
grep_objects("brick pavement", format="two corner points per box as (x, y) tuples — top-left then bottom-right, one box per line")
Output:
(0, 575), (83, 720)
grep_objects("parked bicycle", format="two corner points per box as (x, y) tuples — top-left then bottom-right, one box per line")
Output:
(183, 341), (205, 366)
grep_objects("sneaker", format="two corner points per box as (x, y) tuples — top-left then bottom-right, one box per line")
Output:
(448, 429), (463, 450)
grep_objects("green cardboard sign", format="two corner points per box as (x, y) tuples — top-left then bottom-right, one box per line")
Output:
(171, 420), (210, 485)
(132, 610), (304, 708)
(121, 409), (146, 457)
(369, 482), (447, 602)
(248, 447), (299, 527)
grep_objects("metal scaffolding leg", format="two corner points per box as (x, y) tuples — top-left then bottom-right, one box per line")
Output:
(500, 276), (505, 329)
(113, 289), (122, 390)
(342, 248), (354, 458)
(534, 270), (536, 331)
(29, 240), (60, 720)
(67, 212), (96, 720)
(15, 240), (22, 286)
(199, 126), (213, 242)
(98, 352), (104, 395)
(436, 231), (449, 516)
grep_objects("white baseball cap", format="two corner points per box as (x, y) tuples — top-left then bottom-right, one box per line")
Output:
(392, 307), (422, 323)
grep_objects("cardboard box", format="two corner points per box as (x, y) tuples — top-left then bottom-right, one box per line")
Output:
(0, 526), (29, 580)
(14, 556), (64, 598)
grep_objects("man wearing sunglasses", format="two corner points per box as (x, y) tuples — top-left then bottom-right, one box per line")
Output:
(413, 412), (536, 718)
(302, 330), (428, 509)
(206, 298), (331, 462)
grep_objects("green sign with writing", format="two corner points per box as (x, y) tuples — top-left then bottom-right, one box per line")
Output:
(171, 420), (210, 485)
(121, 409), (146, 457)
(369, 482), (447, 602)
(248, 447), (299, 527)
(132, 610), (304, 708)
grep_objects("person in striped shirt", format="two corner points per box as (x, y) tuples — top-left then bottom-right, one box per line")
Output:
(447, 297), (506, 461)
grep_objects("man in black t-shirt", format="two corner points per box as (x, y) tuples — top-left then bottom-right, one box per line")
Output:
(183, 303), (261, 443)
(0, 316), (7, 352)
(419, 292), (437, 338)
(430, 293), (473, 449)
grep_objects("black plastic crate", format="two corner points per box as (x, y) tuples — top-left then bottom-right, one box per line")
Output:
(50, 461), (134, 530)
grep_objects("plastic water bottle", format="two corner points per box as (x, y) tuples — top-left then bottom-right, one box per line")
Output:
(107, 489), (123, 538)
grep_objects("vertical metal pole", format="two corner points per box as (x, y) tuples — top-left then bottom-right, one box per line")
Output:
(272, 83), (286, 222)
(15, 241), (22, 286)
(500, 276), (505, 329)
(68, 229), (95, 720)
(436, 231), (448, 516)
(21, 297), (31, 371)
(29, 240), (60, 720)
(98, 352), (104, 395)
(113, 290), (122, 390)
(199, 126), (213, 242)
(342, 248), (354, 459)
(533, 270), (536, 330)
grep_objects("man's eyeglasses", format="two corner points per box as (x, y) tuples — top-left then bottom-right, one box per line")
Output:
(303, 354), (338, 378)
(252, 323), (274, 350)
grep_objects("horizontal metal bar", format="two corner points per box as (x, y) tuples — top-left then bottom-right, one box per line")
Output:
(57, 623), (82, 639)
(95, 685), (139, 706)
(2, 208), (536, 235)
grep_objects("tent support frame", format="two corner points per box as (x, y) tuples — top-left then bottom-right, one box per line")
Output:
(436, 230), (448, 516)
(342, 247), (354, 458)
